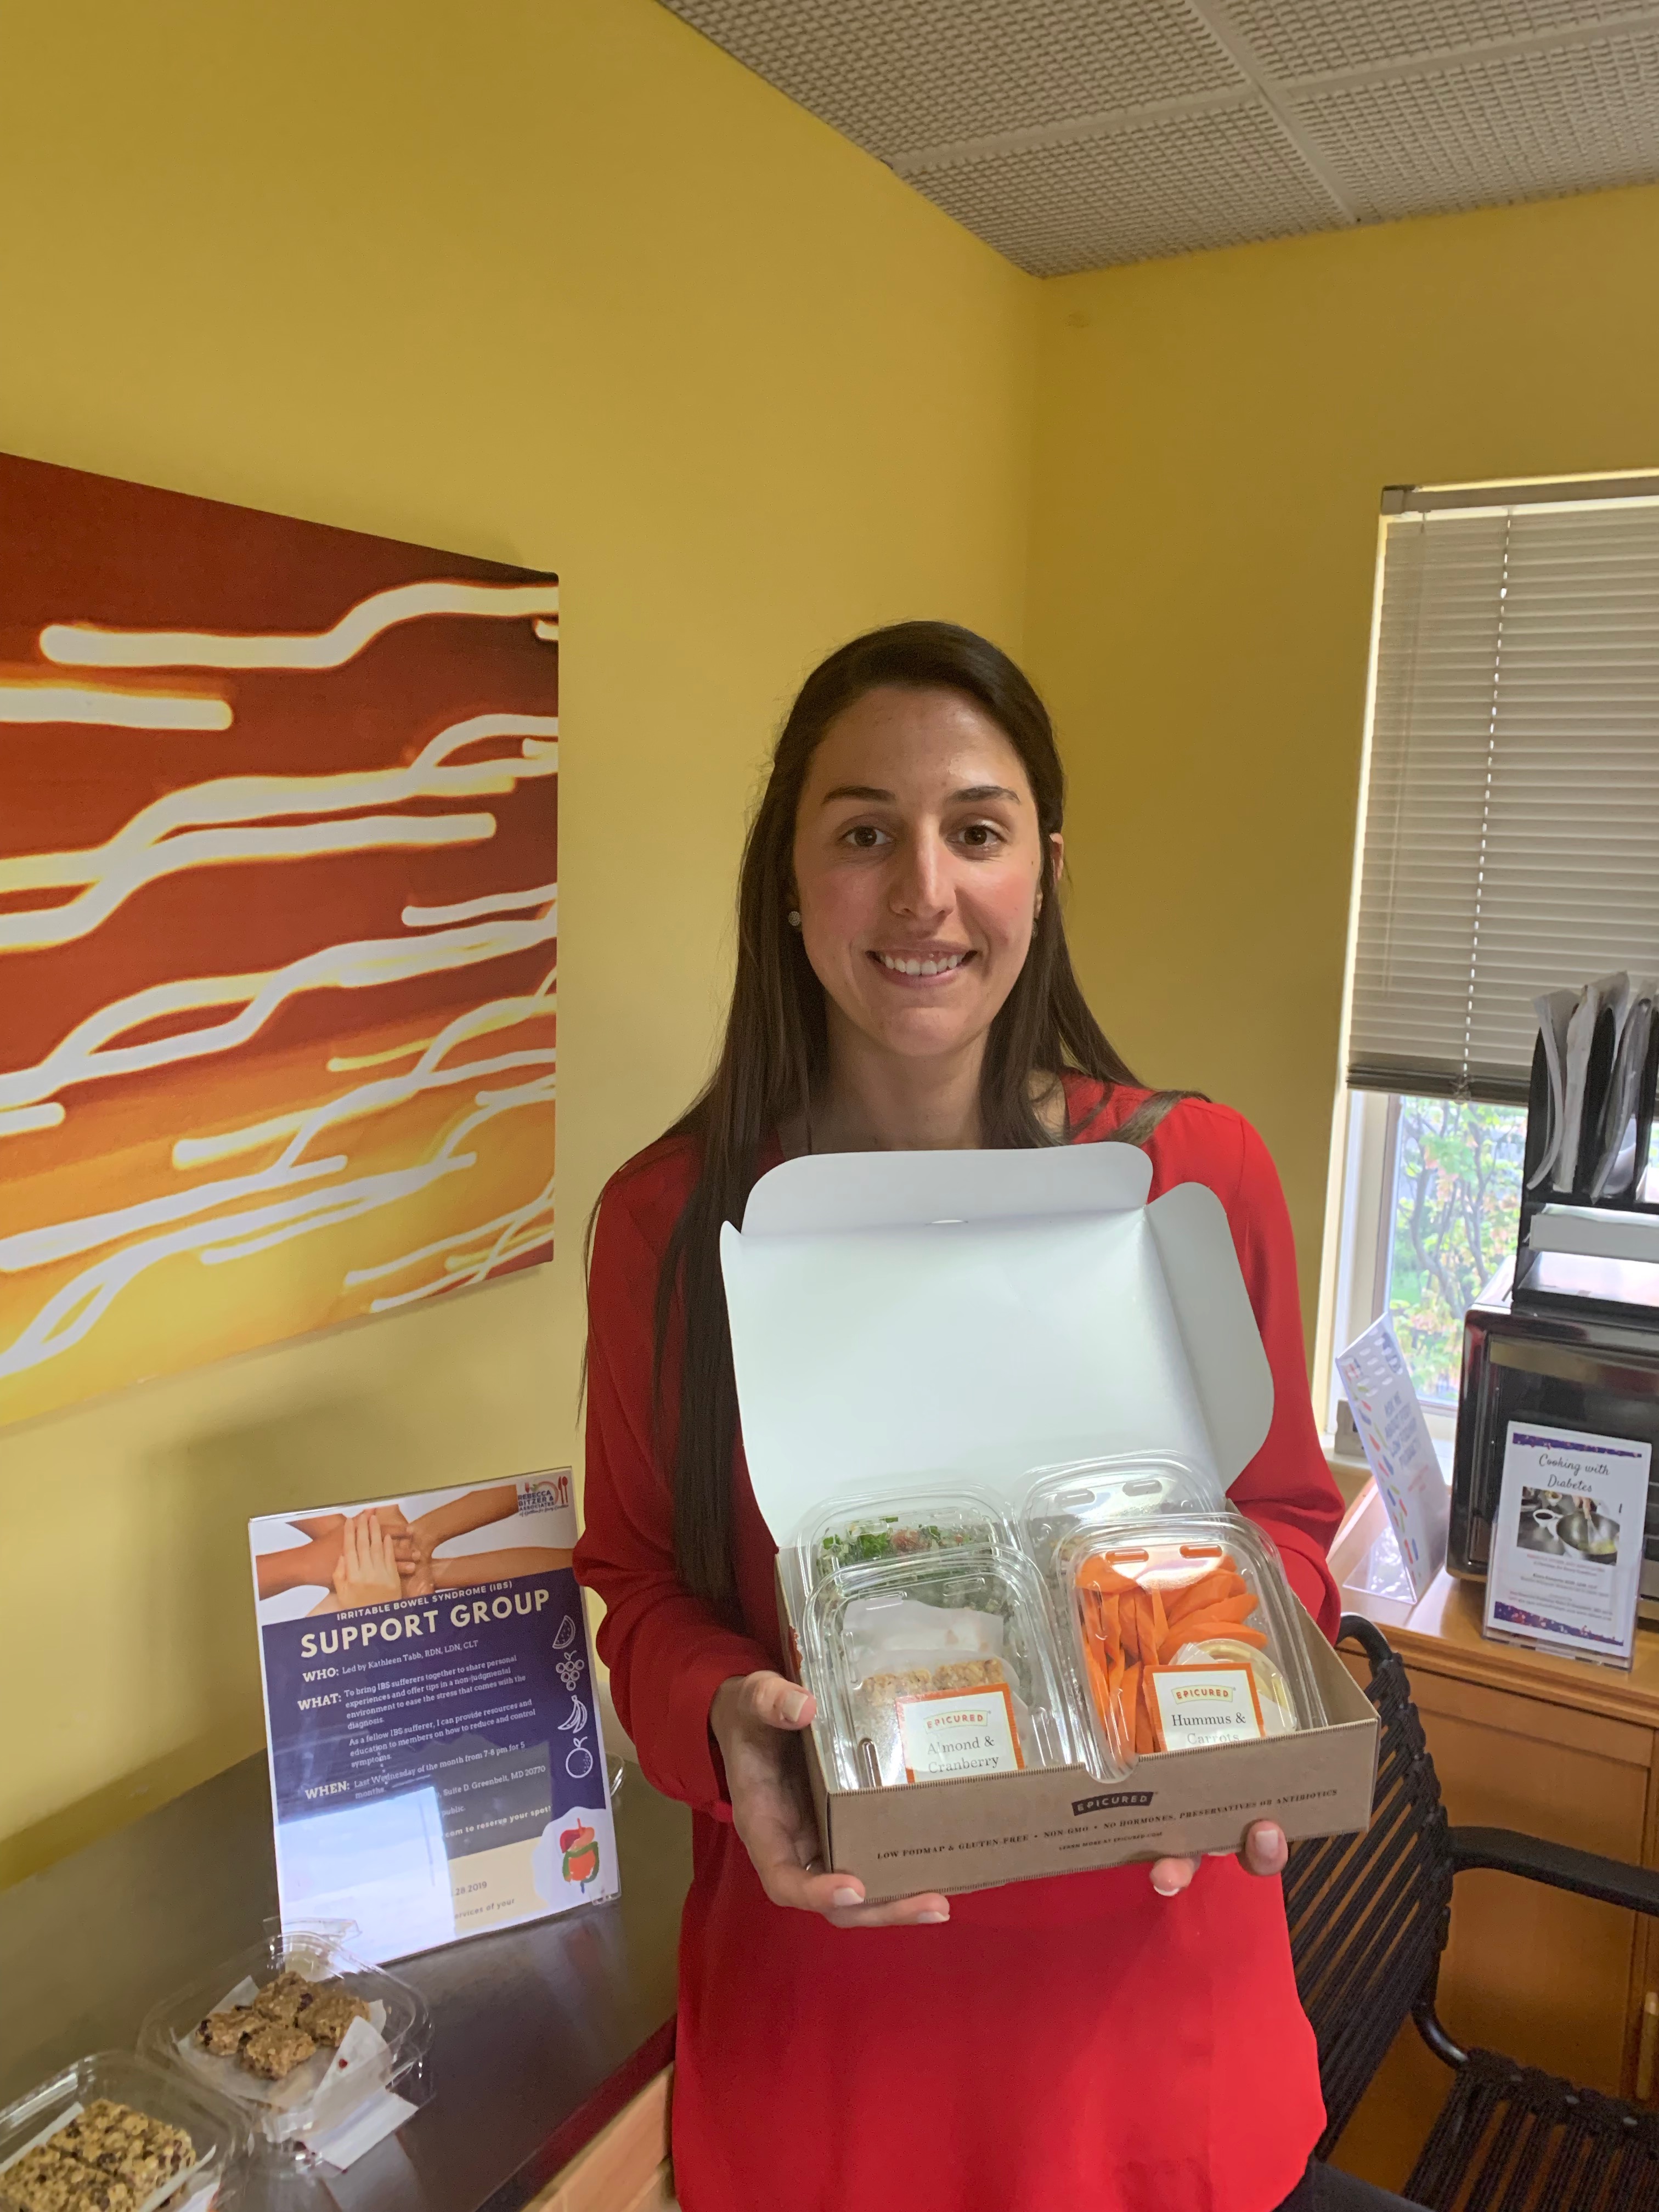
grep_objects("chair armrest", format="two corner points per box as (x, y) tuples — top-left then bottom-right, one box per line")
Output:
(1450, 1825), (1659, 1915)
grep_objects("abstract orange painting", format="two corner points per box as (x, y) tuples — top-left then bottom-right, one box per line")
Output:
(0, 453), (557, 1426)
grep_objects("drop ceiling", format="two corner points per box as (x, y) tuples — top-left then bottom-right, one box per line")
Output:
(659, 0), (1659, 273)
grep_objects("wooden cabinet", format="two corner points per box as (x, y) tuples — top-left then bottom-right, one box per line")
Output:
(530, 2068), (676, 2212)
(1328, 1487), (1659, 2193)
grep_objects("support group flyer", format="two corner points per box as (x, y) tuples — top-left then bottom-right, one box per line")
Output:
(250, 1471), (618, 1963)
(1485, 1420), (1651, 1668)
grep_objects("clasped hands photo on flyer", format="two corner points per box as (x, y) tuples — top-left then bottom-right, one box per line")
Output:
(253, 1483), (574, 1615)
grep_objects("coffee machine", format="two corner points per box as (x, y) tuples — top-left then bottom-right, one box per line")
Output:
(1448, 1008), (1659, 1615)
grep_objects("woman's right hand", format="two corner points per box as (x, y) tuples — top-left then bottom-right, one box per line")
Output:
(710, 1671), (952, 1929)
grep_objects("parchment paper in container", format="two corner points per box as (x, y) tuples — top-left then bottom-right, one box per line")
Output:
(138, 1926), (431, 2152)
(0, 2052), (248, 2212)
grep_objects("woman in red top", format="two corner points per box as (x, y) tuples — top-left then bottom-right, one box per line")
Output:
(578, 625), (1386, 2212)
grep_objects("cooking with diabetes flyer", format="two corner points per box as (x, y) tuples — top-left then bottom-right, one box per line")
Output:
(250, 1471), (616, 1964)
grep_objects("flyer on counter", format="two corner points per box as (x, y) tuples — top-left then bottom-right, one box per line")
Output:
(1334, 1314), (1450, 1602)
(250, 1470), (617, 1963)
(1483, 1421), (1650, 1668)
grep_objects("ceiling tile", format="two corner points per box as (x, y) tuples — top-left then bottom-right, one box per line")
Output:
(1219, 0), (1652, 84)
(1291, 27), (1659, 218)
(909, 100), (1343, 274)
(661, 0), (1244, 160)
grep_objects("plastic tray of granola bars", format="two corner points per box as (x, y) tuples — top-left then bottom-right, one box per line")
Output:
(800, 1545), (1108, 1790)
(0, 2051), (247, 2212)
(138, 1923), (431, 2153)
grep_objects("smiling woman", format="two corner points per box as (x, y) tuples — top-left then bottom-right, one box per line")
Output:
(574, 623), (1350, 2212)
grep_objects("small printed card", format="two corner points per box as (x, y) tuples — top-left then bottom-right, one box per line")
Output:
(1485, 1421), (1650, 1668)
(896, 1684), (1024, 1782)
(1144, 1664), (1266, 1752)
(1335, 1315), (1450, 1604)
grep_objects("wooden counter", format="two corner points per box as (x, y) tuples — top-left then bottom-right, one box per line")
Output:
(0, 1754), (691, 2212)
(1328, 1482), (1659, 2193)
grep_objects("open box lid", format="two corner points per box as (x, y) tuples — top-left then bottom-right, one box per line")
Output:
(720, 1143), (1274, 1544)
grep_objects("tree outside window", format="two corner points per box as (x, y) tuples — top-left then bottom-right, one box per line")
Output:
(1386, 1097), (1527, 1404)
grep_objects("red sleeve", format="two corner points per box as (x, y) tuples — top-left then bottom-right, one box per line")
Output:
(574, 1169), (771, 1818)
(1216, 1117), (1344, 1641)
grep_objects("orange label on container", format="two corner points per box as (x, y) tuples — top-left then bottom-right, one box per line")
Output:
(895, 1683), (1024, 1782)
(1144, 1663), (1265, 1752)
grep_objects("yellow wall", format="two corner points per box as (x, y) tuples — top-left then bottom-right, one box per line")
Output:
(10, 0), (1659, 1887)
(1026, 182), (1659, 1333)
(0, 0), (1035, 1880)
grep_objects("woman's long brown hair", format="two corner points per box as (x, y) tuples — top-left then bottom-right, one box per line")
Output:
(646, 622), (1182, 1612)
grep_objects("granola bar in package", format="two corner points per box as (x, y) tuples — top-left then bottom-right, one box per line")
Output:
(0, 2053), (245, 2212)
(1022, 1458), (1327, 1771)
(138, 1922), (430, 2154)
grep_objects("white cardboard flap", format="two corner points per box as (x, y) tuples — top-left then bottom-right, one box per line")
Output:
(721, 1147), (1274, 1542)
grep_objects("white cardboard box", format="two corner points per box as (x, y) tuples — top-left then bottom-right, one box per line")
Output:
(722, 1142), (1378, 1903)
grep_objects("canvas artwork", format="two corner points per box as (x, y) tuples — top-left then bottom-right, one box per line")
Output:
(0, 452), (557, 1427)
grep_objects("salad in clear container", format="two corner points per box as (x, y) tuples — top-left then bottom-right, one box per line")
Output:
(800, 1487), (1017, 1591)
(802, 1546), (1099, 1789)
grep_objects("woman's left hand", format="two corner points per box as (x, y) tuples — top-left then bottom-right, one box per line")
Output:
(1149, 1820), (1286, 1897)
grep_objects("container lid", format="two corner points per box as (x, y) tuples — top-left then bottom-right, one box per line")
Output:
(800, 1486), (1018, 1589)
(721, 1144), (1274, 1543)
(0, 2051), (249, 2212)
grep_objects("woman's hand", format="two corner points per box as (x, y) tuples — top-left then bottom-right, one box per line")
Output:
(1149, 1820), (1287, 1898)
(331, 1511), (403, 1610)
(710, 1671), (952, 1929)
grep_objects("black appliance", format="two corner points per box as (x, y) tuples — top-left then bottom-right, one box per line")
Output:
(1448, 1012), (1659, 1614)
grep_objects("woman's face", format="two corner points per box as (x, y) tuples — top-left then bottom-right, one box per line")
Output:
(791, 684), (1058, 1068)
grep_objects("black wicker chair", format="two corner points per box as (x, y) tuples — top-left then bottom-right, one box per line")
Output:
(1287, 1615), (1659, 2211)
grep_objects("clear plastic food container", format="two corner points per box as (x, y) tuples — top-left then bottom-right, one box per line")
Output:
(0, 2051), (247, 2212)
(1020, 1455), (1223, 1583)
(800, 1547), (1103, 1789)
(137, 1922), (432, 2153)
(1049, 1509), (1328, 1769)
(800, 1487), (1018, 1592)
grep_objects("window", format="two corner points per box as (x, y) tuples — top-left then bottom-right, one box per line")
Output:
(1320, 474), (1659, 1434)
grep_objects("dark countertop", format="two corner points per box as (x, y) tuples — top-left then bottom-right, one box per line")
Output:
(0, 1753), (691, 2210)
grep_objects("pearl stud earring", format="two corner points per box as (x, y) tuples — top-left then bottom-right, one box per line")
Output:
(787, 909), (802, 928)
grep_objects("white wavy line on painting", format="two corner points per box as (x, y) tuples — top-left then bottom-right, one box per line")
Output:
(0, 913), (557, 1113)
(0, 817), (498, 955)
(402, 882), (556, 929)
(326, 1036), (438, 1073)
(173, 991), (556, 1169)
(0, 712), (557, 953)
(363, 1180), (556, 1311)
(0, 1072), (554, 1379)
(533, 619), (558, 640)
(0, 1022), (554, 1276)
(0, 1154), (349, 1273)
(342, 1178), (555, 1285)
(40, 578), (561, 671)
(171, 1045), (554, 1173)
(0, 1104), (66, 1139)
(0, 1156), (468, 1379)
(204, 1079), (554, 1269)
(0, 684), (232, 730)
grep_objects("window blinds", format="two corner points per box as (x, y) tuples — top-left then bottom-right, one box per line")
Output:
(1348, 489), (1659, 1103)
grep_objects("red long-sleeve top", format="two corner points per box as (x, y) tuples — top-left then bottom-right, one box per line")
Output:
(576, 1080), (1342, 2212)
